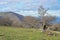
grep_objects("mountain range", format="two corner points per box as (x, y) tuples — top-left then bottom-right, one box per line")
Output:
(0, 11), (60, 26)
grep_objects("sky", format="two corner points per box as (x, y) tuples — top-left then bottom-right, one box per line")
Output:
(0, 0), (60, 16)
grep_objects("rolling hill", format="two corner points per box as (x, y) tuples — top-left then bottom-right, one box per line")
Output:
(0, 11), (24, 26)
(0, 12), (24, 21)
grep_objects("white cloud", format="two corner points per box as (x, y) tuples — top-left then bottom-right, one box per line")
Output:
(18, 10), (60, 17)
(18, 0), (59, 9)
(0, 0), (58, 10)
(5, 0), (20, 2)
(1, 7), (11, 11)
(0, 2), (8, 4)
(48, 10), (60, 17)
(17, 11), (39, 17)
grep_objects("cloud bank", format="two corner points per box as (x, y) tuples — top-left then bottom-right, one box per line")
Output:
(0, 0), (60, 17)
(0, 2), (8, 4)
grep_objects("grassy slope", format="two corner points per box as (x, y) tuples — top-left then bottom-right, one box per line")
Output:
(0, 26), (60, 40)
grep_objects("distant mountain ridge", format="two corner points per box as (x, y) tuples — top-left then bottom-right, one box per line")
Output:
(0, 12), (24, 26)
(0, 11), (60, 23)
(55, 17), (60, 23)
(0, 11), (24, 21)
(0, 11), (60, 27)
(34, 16), (60, 23)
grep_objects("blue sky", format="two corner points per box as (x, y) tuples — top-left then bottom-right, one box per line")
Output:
(0, 0), (60, 16)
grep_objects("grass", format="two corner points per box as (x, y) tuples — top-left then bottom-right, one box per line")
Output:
(0, 26), (60, 40)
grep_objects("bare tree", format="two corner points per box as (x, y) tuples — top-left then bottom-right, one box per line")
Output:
(38, 6), (56, 32)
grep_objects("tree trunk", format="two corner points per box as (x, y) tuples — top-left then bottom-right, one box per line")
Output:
(43, 25), (46, 30)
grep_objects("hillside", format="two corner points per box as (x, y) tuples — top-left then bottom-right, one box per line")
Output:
(0, 26), (60, 40)
(0, 12), (24, 27)
(0, 12), (24, 21)
(0, 12), (40, 28)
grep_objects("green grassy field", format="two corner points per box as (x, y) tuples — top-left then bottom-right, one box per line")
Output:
(0, 26), (60, 40)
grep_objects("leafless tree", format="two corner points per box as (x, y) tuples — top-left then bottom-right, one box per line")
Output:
(38, 6), (56, 32)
